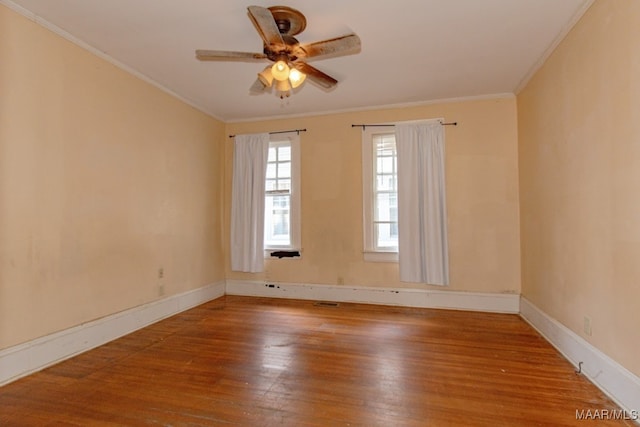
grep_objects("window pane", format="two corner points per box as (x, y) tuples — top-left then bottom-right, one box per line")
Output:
(375, 222), (398, 249)
(376, 174), (396, 191)
(376, 136), (396, 155)
(266, 163), (277, 179)
(276, 179), (290, 192)
(278, 146), (291, 161)
(265, 194), (291, 246)
(265, 179), (277, 192)
(268, 147), (277, 162)
(278, 161), (291, 178)
(374, 193), (397, 221)
(377, 156), (395, 174)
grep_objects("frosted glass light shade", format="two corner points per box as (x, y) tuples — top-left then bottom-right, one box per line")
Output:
(271, 60), (290, 81)
(258, 66), (274, 87)
(289, 68), (306, 88)
(276, 79), (291, 92)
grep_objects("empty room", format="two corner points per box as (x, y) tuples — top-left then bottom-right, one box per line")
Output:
(1, 0), (638, 425)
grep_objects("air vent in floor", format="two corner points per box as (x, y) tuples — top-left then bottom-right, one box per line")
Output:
(313, 301), (340, 308)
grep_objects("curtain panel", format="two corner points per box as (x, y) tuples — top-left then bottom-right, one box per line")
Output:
(230, 133), (270, 272)
(395, 121), (449, 285)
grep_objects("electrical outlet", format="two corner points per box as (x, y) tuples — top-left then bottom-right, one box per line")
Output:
(158, 268), (164, 279)
(583, 316), (592, 336)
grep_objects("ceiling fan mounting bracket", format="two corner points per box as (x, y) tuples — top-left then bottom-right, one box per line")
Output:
(268, 6), (306, 36)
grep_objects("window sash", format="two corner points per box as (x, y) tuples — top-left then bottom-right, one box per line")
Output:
(264, 137), (300, 251)
(362, 129), (399, 261)
(265, 193), (291, 246)
(372, 134), (398, 251)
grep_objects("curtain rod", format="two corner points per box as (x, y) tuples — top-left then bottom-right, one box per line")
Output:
(229, 128), (307, 138)
(351, 121), (457, 130)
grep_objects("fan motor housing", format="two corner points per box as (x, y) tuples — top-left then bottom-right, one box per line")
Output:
(263, 34), (304, 62)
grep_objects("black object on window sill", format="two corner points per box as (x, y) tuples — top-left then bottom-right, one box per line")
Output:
(270, 250), (300, 259)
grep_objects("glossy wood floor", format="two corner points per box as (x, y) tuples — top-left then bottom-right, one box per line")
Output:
(0, 296), (631, 426)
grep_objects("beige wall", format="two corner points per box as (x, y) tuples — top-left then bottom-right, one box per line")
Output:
(225, 97), (521, 294)
(518, 0), (640, 376)
(0, 5), (226, 349)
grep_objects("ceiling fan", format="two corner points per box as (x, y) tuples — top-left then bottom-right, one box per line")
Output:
(195, 5), (361, 98)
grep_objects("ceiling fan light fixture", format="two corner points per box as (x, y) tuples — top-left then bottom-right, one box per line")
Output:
(271, 60), (290, 81)
(258, 66), (274, 87)
(289, 68), (306, 88)
(196, 6), (361, 99)
(275, 78), (292, 92)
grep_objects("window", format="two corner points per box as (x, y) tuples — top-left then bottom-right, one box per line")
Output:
(264, 134), (301, 252)
(362, 128), (399, 262)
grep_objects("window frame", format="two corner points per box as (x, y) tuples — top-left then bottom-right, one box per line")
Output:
(362, 127), (399, 262)
(264, 133), (301, 256)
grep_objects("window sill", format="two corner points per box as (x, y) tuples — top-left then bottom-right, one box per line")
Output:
(363, 251), (398, 263)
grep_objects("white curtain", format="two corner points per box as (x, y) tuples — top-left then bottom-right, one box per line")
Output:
(230, 133), (270, 272)
(395, 121), (449, 285)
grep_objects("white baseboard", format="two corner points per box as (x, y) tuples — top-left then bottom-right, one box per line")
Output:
(520, 296), (640, 417)
(225, 280), (520, 313)
(0, 281), (225, 386)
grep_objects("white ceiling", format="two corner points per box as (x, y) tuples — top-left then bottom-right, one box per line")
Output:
(4, 0), (593, 122)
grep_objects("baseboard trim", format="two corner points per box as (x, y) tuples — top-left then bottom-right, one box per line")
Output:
(225, 280), (520, 313)
(520, 296), (640, 417)
(0, 281), (225, 386)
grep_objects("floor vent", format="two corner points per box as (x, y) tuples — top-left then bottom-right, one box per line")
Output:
(314, 301), (340, 308)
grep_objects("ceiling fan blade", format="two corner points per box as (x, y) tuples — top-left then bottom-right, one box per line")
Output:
(293, 62), (338, 89)
(300, 33), (361, 59)
(247, 5), (284, 48)
(196, 50), (267, 61)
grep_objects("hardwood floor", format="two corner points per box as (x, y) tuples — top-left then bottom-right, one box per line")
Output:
(0, 296), (632, 426)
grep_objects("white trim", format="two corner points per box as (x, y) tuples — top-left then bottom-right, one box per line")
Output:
(225, 279), (519, 313)
(0, 281), (225, 386)
(520, 296), (640, 418)
(363, 251), (398, 263)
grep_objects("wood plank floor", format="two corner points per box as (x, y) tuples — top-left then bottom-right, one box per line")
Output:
(0, 296), (632, 426)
